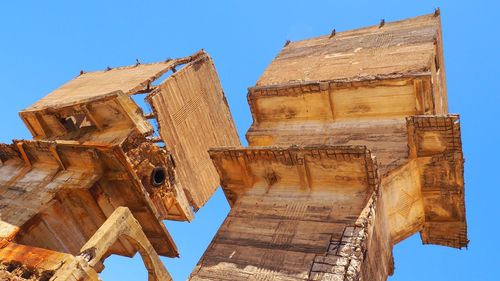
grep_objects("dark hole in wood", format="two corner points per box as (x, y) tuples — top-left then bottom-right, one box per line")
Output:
(59, 117), (77, 131)
(151, 166), (167, 186)
(59, 114), (94, 132)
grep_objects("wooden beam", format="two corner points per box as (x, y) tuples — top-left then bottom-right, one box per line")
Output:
(15, 142), (31, 167)
(79, 207), (172, 281)
(49, 144), (66, 170)
(82, 104), (103, 131)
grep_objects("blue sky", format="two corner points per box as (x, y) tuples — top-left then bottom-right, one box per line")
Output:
(0, 1), (498, 280)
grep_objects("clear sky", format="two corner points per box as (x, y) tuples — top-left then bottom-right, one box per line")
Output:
(0, 1), (498, 280)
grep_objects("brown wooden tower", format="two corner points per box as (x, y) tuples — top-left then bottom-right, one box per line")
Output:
(190, 12), (467, 281)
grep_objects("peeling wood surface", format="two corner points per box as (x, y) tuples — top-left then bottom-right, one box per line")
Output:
(407, 115), (467, 248)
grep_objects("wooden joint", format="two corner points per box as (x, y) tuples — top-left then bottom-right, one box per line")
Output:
(131, 85), (158, 95)
(15, 142), (31, 167)
(49, 144), (66, 170)
(414, 79), (425, 114)
(144, 113), (156, 120)
(82, 104), (103, 131)
(238, 155), (254, 189)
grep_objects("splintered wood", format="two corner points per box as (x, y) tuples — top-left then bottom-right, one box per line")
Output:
(190, 13), (467, 281)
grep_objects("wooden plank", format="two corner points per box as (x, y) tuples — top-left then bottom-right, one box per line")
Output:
(148, 53), (240, 209)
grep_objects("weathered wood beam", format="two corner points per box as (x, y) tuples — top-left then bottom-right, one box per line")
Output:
(82, 104), (103, 131)
(79, 207), (172, 281)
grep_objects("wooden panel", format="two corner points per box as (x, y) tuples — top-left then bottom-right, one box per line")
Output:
(256, 14), (441, 86)
(209, 146), (377, 204)
(255, 91), (332, 122)
(332, 84), (416, 120)
(360, 194), (393, 280)
(24, 59), (179, 111)
(21, 91), (153, 145)
(148, 54), (240, 209)
(381, 160), (425, 243)
(407, 115), (461, 157)
(0, 163), (70, 241)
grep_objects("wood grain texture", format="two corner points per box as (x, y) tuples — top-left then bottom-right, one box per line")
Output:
(148, 52), (241, 209)
(192, 12), (466, 281)
(1, 50), (242, 279)
(190, 146), (384, 281)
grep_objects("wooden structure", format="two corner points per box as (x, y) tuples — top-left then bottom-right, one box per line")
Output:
(190, 13), (467, 280)
(0, 207), (171, 281)
(0, 51), (240, 280)
(0, 11), (466, 281)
